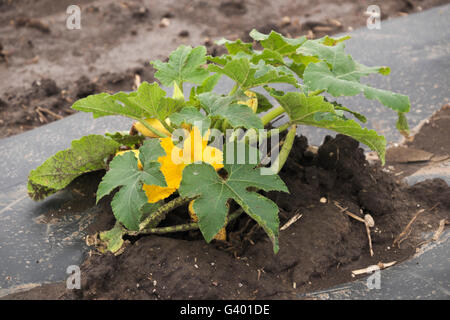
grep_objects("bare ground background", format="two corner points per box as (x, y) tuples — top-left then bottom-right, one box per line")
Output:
(0, 0), (449, 137)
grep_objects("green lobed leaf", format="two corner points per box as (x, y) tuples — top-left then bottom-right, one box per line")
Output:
(169, 107), (211, 134)
(216, 31), (310, 80)
(188, 73), (222, 107)
(178, 142), (289, 253)
(304, 61), (410, 114)
(216, 38), (253, 55)
(208, 58), (298, 91)
(197, 92), (263, 129)
(298, 40), (410, 121)
(96, 139), (167, 230)
(151, 45), (210, 87)
(132, 81), (183, 120)
(27, 135), (120, 201)
(72, 92), (149, 119)
(299, 41), (390, 79)
(269, 91), (387, 163)
(249, 29), (307, 56)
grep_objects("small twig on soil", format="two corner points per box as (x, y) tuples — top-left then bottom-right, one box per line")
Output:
(351, 261), (397, 276)
(37, 106), (63, 120)
(133, 74), (141, 90)
(432, 219), (447, 242)
(334, 201), (365, 223)
(365, 222), (374, 257)
(393, 203), (439, 247)
(334, 201), (375, 256)
(417, 218), (448, 247)
(257, 269), (264, 281)
(36, 108), (48, 123)
(280, 212), (302, 231)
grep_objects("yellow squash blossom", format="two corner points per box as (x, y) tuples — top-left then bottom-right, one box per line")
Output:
(134, 118), (171, 138)
(143, 126), (223, 203)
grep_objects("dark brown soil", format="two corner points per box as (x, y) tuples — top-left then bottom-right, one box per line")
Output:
(1, 0), (448, 138)
(385, 103), (450, 179)
(405, 103), (450, 156)
(5, 130), (449, 300)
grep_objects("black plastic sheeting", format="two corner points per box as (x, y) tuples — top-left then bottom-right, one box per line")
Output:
(0, 5), (449, 298)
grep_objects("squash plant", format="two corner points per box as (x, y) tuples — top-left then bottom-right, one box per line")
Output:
(27, 30), (410, 254)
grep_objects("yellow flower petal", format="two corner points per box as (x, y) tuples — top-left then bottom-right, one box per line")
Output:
(143, 126), (223, 203)
(143, 137), (185, 203)
(238, 90), (258, 113)
(134, 118), (171, 138)
(181, 126), (223, 169)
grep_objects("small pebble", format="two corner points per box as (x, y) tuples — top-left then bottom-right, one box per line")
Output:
(280, 16), (291, 27)
(159, 18), (170, 28)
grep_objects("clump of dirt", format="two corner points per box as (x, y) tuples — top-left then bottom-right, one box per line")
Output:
(7, 133), (448, 300)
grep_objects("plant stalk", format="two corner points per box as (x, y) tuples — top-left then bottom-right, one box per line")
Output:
(128, 208), (244, 236)
(308, 89), (324, 96)
(228, 84), (239, 96)
(139, 196), (193, 231)
(260, 106), (285, 126)
(269, 124), (297, 174)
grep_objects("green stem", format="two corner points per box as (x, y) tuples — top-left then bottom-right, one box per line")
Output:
(139, 196), (193, 231)
(127, 208), (244, 236)
(159, 119), (174, 133)
(308, 89), (324, 96)
(221, 120), (230, 132)
(129, 223), (199, 235)
(213, 119), (223, 130)
(270, 124), (297, 174)
(267, 122), (291, 138)
(137, 119), (169, 138)
(229, 84), (239, 96)
(261, 106), (285, 126)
